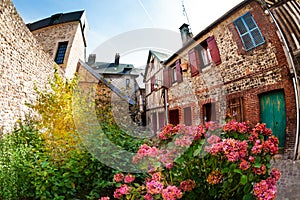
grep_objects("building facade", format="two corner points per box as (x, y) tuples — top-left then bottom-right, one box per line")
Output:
(144, 50), (170, 134)
(163, 0), (298, 158)
(27, 10), (88, 79)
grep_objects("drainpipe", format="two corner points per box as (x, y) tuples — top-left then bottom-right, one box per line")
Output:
(164, 87), (169, 125)
(260, 0), (300, 160)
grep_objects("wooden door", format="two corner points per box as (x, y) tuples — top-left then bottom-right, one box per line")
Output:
(259, 90), (286, 147)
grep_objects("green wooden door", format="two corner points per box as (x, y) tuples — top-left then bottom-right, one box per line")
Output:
(259, 90), (286, 147)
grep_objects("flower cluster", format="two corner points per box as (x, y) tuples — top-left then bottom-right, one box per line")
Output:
(206, 138), (248, 162)
(207, 170), (223, 185)
(253, 170), (280, 200)
(132, 144), (159, 164)
(124, 174), (135, 183)
(146, 180), (164, 194)
(239, 159), (250, 171)
(113, 184), (131, 199)
(162, 185), (183, 200)
(114, 173), (125, 182)
(99, 197), (110, 200)
(223, 120), (249, 133)
(180, 179), (196, 192)
(158, 124), (177, 140)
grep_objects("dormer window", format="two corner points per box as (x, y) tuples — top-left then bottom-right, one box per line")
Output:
(55, 41), (68, 64)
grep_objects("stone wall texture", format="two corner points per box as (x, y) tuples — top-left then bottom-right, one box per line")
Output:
(0, 0), (56, 133)
(31, 21), (85, 79)
(166, 1), (297, 158)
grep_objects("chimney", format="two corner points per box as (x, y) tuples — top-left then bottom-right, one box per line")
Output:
(115, 53), (120, 66)
(179, 23), (192, 46)
(87, 54), (96, 65)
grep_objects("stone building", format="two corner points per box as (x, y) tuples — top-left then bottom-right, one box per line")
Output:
(85, 54), (145, 125)
(27, 10), (88, 79)
(144, 50), (170, 133)
(162, 0), (298, 158)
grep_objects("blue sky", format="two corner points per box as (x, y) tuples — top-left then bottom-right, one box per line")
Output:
(12, 0), (243, 68)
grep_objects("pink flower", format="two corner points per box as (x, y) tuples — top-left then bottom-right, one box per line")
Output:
(144, 193), (154, 200)
(113, 184), (131, 199)
(99, 197), (110, 200)
(252, 123), (272, 136)
(146, 180), (164, 194)
(162, 185), (183, 200)
(158, 124), (176, 140)
(248, 156), (255, 163)
(207, 135), (221, 144)
(253, 177), (277, 200)
(263, 136), (279, 155)
(114, 173), (124, 182)
(124, 174), (135, 183)
(239, 159), (250, 171)
(151, 172), (162, 181)
(175, 135), (193, 147)
(194, 125), (205, 140)
(270, 168), (281, 181)
(180, 179), (196, 192)
(253, 164), (267, 175)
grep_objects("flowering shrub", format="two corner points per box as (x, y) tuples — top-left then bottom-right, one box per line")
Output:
(101, 121), (281, 200)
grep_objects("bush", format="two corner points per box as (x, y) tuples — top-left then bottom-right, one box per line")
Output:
(106, 121), (281, 200)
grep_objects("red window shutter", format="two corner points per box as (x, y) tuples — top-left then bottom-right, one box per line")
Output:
(151, 76), (155, 92)
(188, 48), (199, 77)
(176, 59), (183, 83)
(163, 68), (171, 88)
(184, 107), (192, 126)
(207, 36), (221, 65)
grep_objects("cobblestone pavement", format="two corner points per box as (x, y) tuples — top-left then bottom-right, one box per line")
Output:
(271, 157), (300, 200)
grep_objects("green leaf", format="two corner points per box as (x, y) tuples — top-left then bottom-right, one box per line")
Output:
(243, 193), (254, 200)
(193, 146), (202, 157)
(233, 169), (242, 174)
(243, 183), (253, 193)
(254, 163), (261, 168)
(240, 175), (248, 185)
(222, 168), (229, 173)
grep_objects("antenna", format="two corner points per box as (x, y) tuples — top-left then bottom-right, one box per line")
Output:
(181, 0), (192, 32)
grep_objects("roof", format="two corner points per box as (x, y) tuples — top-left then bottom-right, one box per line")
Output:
(131, 68), (146, 89)
(91, 62), (137, 76)
(148, 50), (170, 63)
(26, 10), (85, 31)
(78, 60), (135, 105)
(144, 50), (170, 82)
(164, 0), (251, 64)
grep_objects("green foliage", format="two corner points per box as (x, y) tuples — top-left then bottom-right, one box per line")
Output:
(0, 69), (146, 199)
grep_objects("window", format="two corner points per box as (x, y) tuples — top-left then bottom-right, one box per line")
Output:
(188, 36), (221, 77)
(203, 103), (216, 122)
(184, 107), (192, 126)
(228, 97), (244, 122)
(126, 79), (130, 89)
(55, 42), (68, 64)
(234, 12), (265, 51)
(151, 76), (155, 92)
(171, 59), (183, 84)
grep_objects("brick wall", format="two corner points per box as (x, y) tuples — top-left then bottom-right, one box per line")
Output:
(166, 1), (296, 157)
(0, 0), (57, 133)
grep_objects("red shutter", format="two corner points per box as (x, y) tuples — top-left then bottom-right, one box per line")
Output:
(151, 76), (155, 92)
(207, 36), (221, 65)
(188, 48), (199, 77)
(163, 68), (171, 88)
(176, 59), (183, 83)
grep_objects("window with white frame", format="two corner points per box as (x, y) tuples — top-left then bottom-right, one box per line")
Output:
(234, 12), (265, 51)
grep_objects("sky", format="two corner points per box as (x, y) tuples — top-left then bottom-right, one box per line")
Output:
(11, 0), (243, 68)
